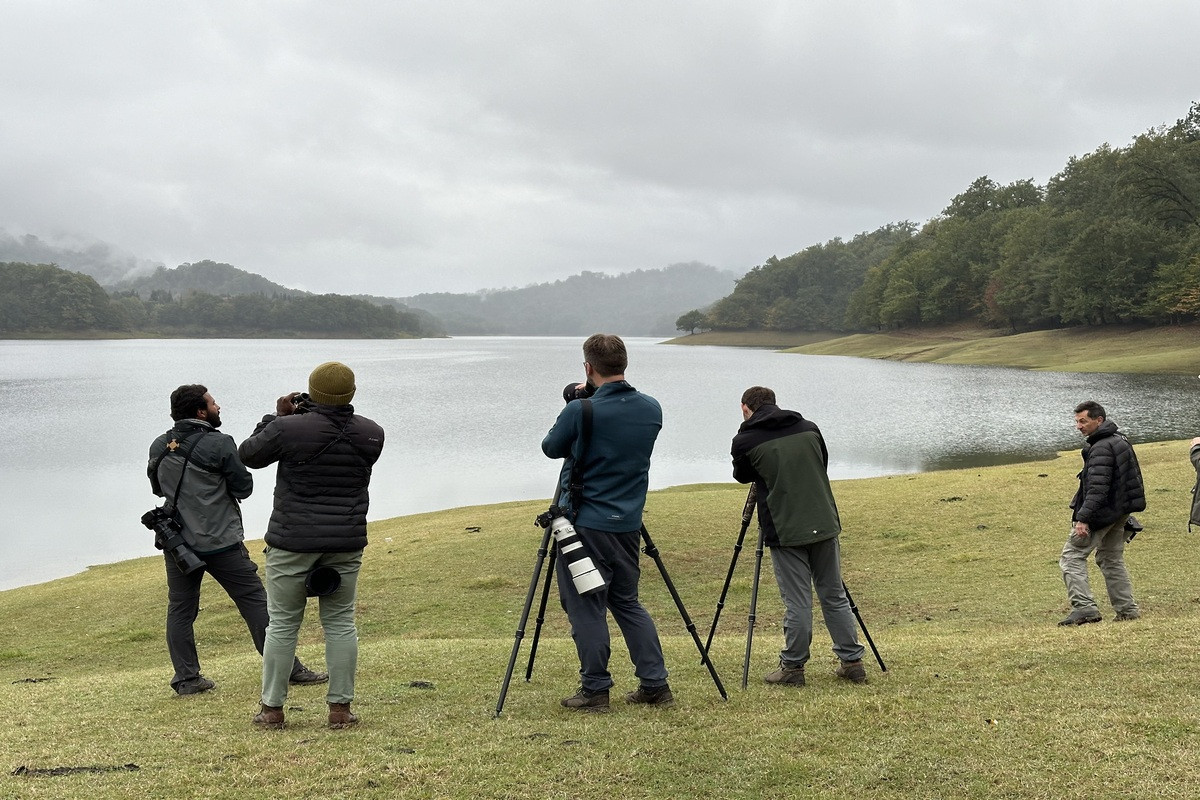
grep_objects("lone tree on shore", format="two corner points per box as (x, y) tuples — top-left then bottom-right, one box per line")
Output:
(676, 309), (709, 335)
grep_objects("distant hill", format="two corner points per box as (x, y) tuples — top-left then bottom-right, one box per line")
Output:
(111, 259), (307, 298)
(402, 262), (741, 336)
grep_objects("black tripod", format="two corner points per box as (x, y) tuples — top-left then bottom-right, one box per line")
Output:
(705, 486), (887, 688)
(494, 494), (728, 717)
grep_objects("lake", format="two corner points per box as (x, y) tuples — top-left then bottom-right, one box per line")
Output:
(1, 336), (1196, 591)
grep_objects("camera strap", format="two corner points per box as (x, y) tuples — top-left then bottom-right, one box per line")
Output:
(567, 399), (592, 518)
(152, 429), (210, 513)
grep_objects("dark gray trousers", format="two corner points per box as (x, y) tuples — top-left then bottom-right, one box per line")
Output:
(556, 525), (669, 693)
(769, 536), (865, 667)
(164, 543), (301, 688)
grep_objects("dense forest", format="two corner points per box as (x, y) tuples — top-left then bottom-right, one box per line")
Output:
(0, 262), (433, 337)
(403, 262), (738, 335)
(685, 102), (1200, 334)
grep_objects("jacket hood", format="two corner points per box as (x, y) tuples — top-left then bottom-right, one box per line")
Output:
(740, 403), (806, 432)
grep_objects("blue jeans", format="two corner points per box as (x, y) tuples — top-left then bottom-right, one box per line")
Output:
(262, 547), (362, 707)
(556, 526), (668, 693)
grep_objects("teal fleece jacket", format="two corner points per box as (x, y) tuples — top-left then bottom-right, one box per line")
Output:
(541, 380), (661, 532)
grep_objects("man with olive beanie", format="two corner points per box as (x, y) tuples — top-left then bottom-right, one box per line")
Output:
(238, 361), (385, 729)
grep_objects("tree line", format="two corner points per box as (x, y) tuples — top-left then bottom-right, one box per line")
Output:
(680, 102), (1200, 334)
(0, 262), (432, 337)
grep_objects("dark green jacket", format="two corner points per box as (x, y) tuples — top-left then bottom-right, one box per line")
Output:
(731, 404), (841, 547)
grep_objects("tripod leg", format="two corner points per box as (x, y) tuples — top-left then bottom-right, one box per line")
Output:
(640, 526), (728, 700)
(494, 525), (554, 717)
(842, 581), (887, 672)
(742, 526), (766, 690)
(524, 546), (557, 681)
(705, 486), (756, 656)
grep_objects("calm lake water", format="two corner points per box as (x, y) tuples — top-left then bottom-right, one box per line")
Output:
(1, 337), (1196, 591)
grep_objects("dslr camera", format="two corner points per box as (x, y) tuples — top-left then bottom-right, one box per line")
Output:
(141, 507), (206, 575)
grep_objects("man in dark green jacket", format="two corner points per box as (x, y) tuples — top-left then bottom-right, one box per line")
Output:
(731, 386), (866, 686)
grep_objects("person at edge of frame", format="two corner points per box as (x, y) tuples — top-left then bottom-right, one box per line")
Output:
(1190, 433), (1200, 533)
(1058, 400), (1146, 626)
(147, 384), (327, 695)
(237, 362), (385, 729)
(730, 386), (868, 687)
(541, 333), (673, 713)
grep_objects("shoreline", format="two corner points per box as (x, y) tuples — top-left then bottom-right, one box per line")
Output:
(664, 322), (1200, 374)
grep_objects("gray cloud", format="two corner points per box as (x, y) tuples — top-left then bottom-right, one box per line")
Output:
(1, 1), (1197, 295)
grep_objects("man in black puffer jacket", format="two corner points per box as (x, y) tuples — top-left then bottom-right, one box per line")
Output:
(239, 362), (385, 729)
(1058, 400), (1145, 626)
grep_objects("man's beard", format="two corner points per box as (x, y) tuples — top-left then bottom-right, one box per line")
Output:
(207, 412), (223, 429)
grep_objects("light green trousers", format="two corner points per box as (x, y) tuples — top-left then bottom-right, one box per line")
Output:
(262, 547), (362, 708)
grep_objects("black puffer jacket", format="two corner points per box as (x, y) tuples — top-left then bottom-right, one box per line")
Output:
(238, 403), (385, 552)
(1070, 420), (1146, 528)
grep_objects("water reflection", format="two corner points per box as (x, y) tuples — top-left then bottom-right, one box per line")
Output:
(0, 337), (1196, 590)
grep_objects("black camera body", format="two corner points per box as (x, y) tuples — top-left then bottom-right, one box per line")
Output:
(293, 392), (314, 414)
(141, 507), (206, 575)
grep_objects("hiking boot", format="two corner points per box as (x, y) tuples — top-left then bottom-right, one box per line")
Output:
(289, 666), (329, 685)
(1114, 610), (1141, 622)
(835, 659), (868, 684)
(560, 687), (610, 712)
(625, 684), (674, 707)
(328, 702), (358, 729)
(764, 665), (806, 686)
(252, 704), (285, 729)
(1058, 608), (1102, 626)
(174, 676), (215, 695)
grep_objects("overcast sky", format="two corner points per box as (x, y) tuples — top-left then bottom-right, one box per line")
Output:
(1, 2), (1198, 296)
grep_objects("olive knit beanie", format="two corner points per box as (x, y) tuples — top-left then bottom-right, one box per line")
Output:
(308, 361), (356, 405)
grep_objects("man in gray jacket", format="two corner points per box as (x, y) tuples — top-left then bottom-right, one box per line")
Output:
(148, 384), (326, 694)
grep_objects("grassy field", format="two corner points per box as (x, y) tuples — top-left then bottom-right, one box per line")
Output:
(669, 323), (1200, 374)
(4, 441), (1200, 798)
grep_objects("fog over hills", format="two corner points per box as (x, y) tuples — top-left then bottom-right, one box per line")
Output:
(1, 233), (741, 336)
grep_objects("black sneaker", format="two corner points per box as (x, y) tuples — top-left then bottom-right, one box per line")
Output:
(175, 676), (215, 695)
(1058, 608), (1102, 626)
(561, 687), (610, 712)
(625, 684), (674, 707)
(289, 666), (329, 685)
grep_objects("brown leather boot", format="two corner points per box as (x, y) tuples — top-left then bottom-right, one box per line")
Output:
(328, 702), (358, 729)
(253, 704), (285, 729)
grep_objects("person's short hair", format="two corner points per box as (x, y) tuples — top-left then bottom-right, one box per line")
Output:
(741, 386), (776, 412)
(170, 384), (209, 421)
(583, 334), (627, 377)
(1074, 400), (1106, 420)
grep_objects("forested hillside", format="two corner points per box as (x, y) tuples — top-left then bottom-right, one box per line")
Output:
(691, 102), (1200, 334)
(0, 262), (433, 337)
(403, 262), (738, 335)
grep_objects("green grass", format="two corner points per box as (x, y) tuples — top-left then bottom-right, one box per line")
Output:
(4, 441), (1200, 798)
